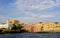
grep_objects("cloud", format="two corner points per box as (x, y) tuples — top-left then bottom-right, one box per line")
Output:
(25, 12), (38, 17)
(11, 0), (60, 10)
(11, 17), (35, 20)
(55, 0), (60, 7)
(9, 13), (55, 23)
(38, 14), (54, 18)
(24, 12), (55, 18)
(29, 0), (55, 10)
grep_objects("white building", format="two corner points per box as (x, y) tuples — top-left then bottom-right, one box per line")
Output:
(0, 20), (13, 30)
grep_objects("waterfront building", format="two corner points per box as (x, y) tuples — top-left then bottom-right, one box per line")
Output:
(32, 22), (43, 32)
(22, 23), (32, 32)
(23, 22), (60, 32)
(42, 22), (55, 32)
(0, 20), (13, 30)
(42, 22), (60, 32)
(54, 22), (60, 32)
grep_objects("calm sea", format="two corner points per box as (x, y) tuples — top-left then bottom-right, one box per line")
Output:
(0, 33), (60, 38)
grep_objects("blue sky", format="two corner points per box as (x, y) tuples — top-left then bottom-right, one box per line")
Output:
(0, 0), (60, 23)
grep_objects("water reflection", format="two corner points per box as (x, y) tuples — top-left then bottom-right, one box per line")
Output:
(0, 33), (60, 38)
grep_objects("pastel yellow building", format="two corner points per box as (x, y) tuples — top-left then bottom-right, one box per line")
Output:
(54, 22), (60, 32)
(43, 22), (55, 32)
(42, 22), (60, 32)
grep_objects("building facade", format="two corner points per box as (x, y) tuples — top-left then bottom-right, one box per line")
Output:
(0, 20), (13, 29)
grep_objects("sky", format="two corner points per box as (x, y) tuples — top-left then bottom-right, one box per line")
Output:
(0, 0), (60, 23)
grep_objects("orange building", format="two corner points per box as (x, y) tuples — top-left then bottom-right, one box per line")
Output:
(32, 23), (43, 32)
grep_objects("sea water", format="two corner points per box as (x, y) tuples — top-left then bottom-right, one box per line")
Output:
(0, 33), (60, 38)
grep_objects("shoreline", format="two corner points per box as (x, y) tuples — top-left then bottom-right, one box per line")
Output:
(0, 32), (60, 34)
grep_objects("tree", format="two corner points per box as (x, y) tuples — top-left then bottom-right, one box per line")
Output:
(11, 24), (17, 30)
